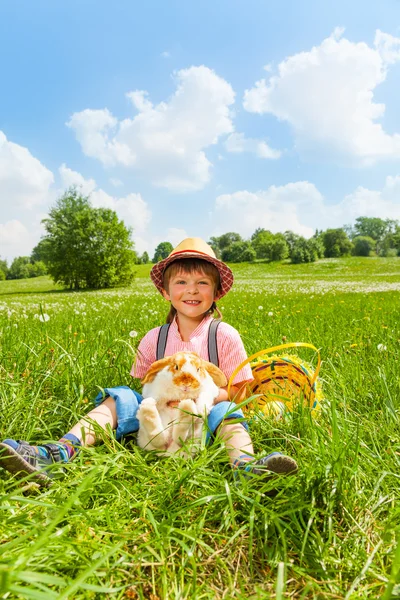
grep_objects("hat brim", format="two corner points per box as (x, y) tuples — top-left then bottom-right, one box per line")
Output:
(150, 250), (234, 298)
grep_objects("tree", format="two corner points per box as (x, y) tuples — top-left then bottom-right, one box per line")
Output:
(208, 233), (242, 258)
(31, 239), (52, 264)
(251, 229), (274, 259)
(251, 229), (289, 261)
(0, 258), (7, 280)
(290, 237), (320, 264)
(353, 217), (397, 242)
(379, 226), (400, 256)
(321, 228), (353, 258)
(283, 231), (301, 255)
(221, 241), (256, 263)
(141, 251), (150, 264)
(40, 189), (137, 289)
(352, 236), (376, 256)
(8, 256), (31, 279)
(153, 242), (173, 263)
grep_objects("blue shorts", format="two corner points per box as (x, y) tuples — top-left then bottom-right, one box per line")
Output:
(94, 386), (248, 442)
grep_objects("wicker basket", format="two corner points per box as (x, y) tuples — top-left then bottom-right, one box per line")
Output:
(228, 343), (323, 417)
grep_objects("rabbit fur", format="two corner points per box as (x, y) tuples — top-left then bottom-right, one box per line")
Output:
(137, 351), (227, 455)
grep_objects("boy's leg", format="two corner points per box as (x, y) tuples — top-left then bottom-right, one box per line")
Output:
(218, 420), (298, 475)
(68, 395), (117, 446)
(208, 402), (298, 477)
(0, 396), (118, 482)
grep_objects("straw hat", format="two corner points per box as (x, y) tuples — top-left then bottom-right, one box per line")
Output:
(150, 237), (234, 298)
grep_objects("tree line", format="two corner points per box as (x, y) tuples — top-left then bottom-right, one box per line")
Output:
(1, 189), (399, 288)
(209, 218), (400, 263)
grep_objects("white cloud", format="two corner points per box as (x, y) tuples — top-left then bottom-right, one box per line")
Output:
(225, 132), (281, 159)
(337, 175), (400, 222)
(0, 218), (45, 261)
(161, 51), (171, 59)
(109, 178), (123, 187)
(243, 29), (400, 165)
(0, 131), (54, 208)
(214, 183), (322, 238)
(58, 165), (151, 235)
(67, 66), (235, 192)
(59, 163), (96, 196)
(212, 175), (400, 238)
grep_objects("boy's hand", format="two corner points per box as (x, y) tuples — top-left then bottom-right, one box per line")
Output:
(214, 381), (252, 404)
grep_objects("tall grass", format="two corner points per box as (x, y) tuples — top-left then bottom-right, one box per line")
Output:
(1, 258), (399, 599)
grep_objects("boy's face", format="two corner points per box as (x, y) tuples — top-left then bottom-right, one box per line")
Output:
(162, 269), (220, 319)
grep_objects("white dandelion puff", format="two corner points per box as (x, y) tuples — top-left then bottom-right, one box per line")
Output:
(377, 344), (387, 351)
(268, 311), (274, 317)
(39, 314), (50, 322)
(129, 330), (138, 338)
(258, 306), (263, 310)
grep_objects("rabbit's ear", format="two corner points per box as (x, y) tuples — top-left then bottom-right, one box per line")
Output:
(203, 362), (227, 387)
(141, 357), (172, 384)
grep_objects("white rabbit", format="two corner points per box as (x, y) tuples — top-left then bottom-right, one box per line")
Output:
(137, 351), (227, 456)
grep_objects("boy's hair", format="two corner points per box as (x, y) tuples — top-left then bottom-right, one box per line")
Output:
(162, 258), (222, 324)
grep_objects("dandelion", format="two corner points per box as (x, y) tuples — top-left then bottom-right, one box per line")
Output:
(268, 311), (273, 317)
(258, 306), (263, 310)
(129, 330), (138, 338)
(377, 344), (387, 351)
(39, 314), (50, 322)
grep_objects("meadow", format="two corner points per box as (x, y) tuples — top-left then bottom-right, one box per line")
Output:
(0, 257), (399, 599)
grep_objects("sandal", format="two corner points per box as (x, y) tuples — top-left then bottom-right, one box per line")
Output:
(0, 439), (64, 485)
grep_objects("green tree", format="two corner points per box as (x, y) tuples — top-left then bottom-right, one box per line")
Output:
(8, 256), (31, 279)
(221, 241), (256, 263)
(208, 232), (242, 258)
(153, 242), (173, 263)
(141, 251), (150, 264)
(0, 257), (7, 279)
(353, 217), (397, 242)
(27, 261), (47, 277)
(352, 236), (376, 256)
(379, 226), (400, 256)
(251, 229), (289, 261)
(283, 231), (301, 255)
(31, 239), (52, 264)
(41, 189), (137, 289)
(290, 237), (320, 264)
(0, 269), (5, 281)
(251, 229), (274, 259)
(321, 228), (353, 258)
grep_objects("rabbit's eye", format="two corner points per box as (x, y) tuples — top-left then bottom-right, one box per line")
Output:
(175, 364), (179, 370)
(197, 367), (200, 372)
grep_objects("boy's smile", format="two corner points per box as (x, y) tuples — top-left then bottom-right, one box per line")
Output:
(162, 270), (217, 320)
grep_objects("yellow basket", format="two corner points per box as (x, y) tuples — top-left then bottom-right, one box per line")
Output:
(228, 343), (323, 417)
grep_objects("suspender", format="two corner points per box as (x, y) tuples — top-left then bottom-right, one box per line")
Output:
(156, 323), (170, 361)
(156, 319), (221, 366)
(207, 318), (220, 366)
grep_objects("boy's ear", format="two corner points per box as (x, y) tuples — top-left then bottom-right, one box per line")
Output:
(161, 288), (170, 301)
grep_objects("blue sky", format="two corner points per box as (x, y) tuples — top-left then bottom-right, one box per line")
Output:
(1, 0), (400, 261)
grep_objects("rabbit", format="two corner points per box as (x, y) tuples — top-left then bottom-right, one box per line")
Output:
(137, 351), (227, 456)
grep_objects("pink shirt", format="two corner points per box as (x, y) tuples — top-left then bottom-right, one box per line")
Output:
(131, 315), (253, 385)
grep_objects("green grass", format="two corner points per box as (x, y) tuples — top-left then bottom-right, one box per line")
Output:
(1, 258), (400, 599)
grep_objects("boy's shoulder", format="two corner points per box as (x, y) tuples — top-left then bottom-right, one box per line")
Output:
(217, 320), (242, 339)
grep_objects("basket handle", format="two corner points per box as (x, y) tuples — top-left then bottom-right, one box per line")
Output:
(227, 342), (321, 398)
